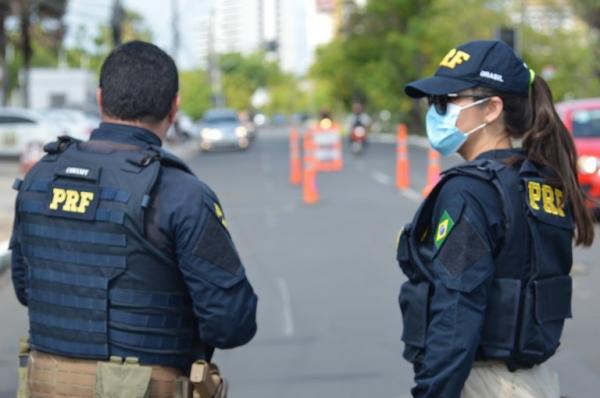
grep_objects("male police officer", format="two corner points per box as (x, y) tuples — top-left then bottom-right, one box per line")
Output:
(10, 41), (257, 397)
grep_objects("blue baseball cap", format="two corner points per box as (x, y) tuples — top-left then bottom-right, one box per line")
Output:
(405, 40), (533, 98)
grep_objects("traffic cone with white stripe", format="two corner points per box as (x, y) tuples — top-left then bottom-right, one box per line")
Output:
(396, 124), (410, 190)
(289, 128), (302, 185)
(422, 148), (441, 197)
(303, 130), (319, 205)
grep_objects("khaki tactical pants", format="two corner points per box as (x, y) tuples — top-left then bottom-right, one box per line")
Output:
(461, 361), (560, 398)
(26, 350), (188, 398)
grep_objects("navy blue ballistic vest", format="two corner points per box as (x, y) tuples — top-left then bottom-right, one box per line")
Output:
(397, 157), (574, 369)
(14, 136), (206, 371)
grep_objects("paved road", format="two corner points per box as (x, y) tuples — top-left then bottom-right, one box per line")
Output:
(0, 127), (598, 397)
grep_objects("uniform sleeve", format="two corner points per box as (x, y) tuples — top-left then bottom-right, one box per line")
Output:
(9, 205), (28, 306)
(172, 180), (258, 349)
(411, 178), (504, 398)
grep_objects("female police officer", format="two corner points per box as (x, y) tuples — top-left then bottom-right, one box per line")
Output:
(397, 40), (595, 397)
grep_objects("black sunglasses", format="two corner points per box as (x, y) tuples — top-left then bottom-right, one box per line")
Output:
(428, 94), (487, 115)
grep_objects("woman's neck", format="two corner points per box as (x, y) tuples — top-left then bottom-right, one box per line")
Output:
(459, 129), (512, 161)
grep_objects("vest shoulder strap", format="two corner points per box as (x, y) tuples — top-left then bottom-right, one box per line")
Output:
(149, 145), (194, 175)
(43, 135), (81, 154)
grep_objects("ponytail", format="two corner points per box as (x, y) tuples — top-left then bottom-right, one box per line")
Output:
(522, 76), (595, 246)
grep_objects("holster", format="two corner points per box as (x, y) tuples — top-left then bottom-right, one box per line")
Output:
(190, 361), (228, 398)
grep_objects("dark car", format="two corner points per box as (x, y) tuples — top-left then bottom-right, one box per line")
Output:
(197, 109), (251, 151)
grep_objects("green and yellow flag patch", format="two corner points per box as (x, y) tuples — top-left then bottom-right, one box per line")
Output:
(434, 210), (455, 249)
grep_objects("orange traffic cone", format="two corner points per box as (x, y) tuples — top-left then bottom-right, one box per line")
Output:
(396, 124), (410, 190)
(422, 148), (441, 197)
(303, 130), (319, 205)
(331, 123), (343, 172)
(290, 128), (302, 185)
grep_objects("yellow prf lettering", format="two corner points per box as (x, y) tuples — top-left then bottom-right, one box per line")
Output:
(554, 188), (565, 217)
(63, 190), (80, 212)
(542, 184), (558, 215)
(528, 181), (566, 218)
(49, 188), (94, 214)
(49, 188), (66, 210)
(439, 49), (471, 69)
(77, 192), (94, 213)
(528, 181), (541, 210)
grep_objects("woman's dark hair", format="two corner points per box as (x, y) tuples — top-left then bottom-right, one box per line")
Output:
(99, 41), (179, 124)
(473, 77), (594, 247)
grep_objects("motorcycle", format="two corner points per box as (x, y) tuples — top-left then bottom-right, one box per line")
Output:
(349, 125), (367, 155)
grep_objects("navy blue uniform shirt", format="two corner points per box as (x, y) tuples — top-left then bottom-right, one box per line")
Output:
(11, 122), (258, 351)
(410, 149), (517, 398)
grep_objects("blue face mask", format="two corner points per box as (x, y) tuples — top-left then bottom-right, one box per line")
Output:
(425, 98), (489, 157)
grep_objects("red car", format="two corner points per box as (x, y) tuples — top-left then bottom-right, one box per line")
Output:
(556, 98), (600, 215)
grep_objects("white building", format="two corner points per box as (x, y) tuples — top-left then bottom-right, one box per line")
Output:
(26, 68), (96, 110)
(505, 0), (584, 33)
(213, 0), (263, 55)
(196, 0), (348, 76)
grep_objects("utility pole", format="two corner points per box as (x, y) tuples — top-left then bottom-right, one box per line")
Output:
(18, 0), (32, 108)
(111, 0), (124, 47)
(0, 2), (10, 105)
(171, 0), (180, 61)
(207, 8), (224, 108)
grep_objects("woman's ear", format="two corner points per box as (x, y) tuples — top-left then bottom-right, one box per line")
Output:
(485, 96), (504, 124)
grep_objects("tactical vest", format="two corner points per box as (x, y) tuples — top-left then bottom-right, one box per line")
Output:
(397, 157), (574, 369)
(14, 136), (207, 371)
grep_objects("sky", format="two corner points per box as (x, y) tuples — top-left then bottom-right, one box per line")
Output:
(64, 0), (210, 69)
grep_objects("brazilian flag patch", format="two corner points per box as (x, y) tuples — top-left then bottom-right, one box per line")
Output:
(434, 210), (455, 249)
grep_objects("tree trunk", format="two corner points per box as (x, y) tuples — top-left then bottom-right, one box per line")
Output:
(0, 13), (7, 105)
(0, 2), (10, 105)
(18, 0), (31, 108)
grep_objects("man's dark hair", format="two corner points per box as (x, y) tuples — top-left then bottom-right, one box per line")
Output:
(99, 41), (178, 124)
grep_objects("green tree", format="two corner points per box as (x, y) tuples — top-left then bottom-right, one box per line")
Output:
(2, 0), (67, 106)
(571, 0), (600, 78)
(311, 0), (505, 127)
(311, 0), (600, 130)
(65, 9), (153, 74)
(216, 51), (308, 115)
(179, 69), (212, 120)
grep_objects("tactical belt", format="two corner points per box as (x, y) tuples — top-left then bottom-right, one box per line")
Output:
(26, 350), (186, 398)
(23, 351), (227, 398)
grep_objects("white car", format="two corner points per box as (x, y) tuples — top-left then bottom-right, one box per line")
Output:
(40, 108), (99, 141)
(0, 108), (63, 157)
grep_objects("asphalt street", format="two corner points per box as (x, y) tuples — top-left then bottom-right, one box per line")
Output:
(0, 127), (598, 397)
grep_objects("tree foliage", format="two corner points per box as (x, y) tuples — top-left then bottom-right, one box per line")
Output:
(217, 51), (308, 116)
(311, 0), (600, 128)
(179, 69), (212, 120)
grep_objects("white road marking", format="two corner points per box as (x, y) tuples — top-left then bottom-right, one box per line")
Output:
(400, 188), (422, 203)
(277, 277), (295, 337)
(371, 171), (392, 186)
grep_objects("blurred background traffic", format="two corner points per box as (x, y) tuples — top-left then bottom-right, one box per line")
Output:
(0, 1), (599, 397)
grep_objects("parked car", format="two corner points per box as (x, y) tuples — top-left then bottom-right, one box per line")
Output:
(0, 107), (62, 157)
(556, 98), (600, 213)
(40, 108), (99, 140)
(197, 109), (251, 151)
